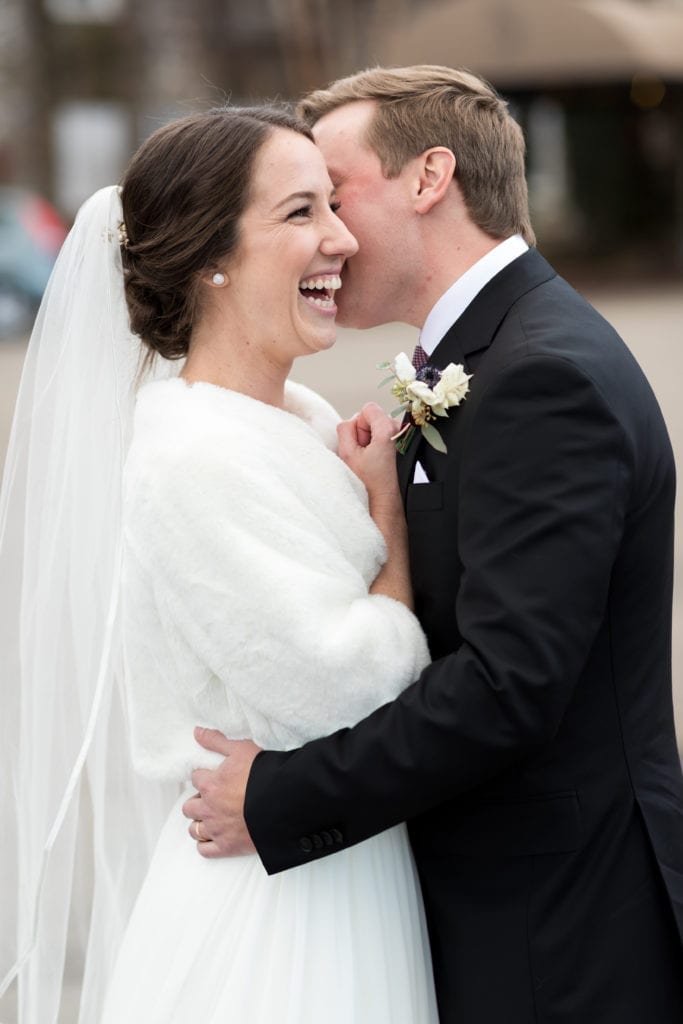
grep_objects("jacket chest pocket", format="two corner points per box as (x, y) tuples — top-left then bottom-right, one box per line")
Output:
(407, 481), (456, 566)
(407, 481), (460, 619)
(407, 481), (444, 513)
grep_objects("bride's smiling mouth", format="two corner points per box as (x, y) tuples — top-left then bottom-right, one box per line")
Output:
(298, 274), (342, 312)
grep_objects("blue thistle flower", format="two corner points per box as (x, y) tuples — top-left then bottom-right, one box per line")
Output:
(415, 364), (441, 389)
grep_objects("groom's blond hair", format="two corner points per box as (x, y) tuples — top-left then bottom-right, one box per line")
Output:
(298, 65), (535, 246)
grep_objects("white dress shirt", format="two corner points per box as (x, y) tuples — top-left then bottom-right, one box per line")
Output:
(419, 234), (529, 357)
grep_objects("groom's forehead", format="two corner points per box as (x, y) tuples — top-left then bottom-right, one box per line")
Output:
(313, 100), (377, 149)
(314, 106), (384, 184)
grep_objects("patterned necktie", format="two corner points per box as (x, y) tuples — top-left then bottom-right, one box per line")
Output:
(412, 343), (429, 372)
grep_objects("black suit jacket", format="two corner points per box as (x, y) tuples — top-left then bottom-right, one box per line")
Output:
(245, 251), (683, 1022)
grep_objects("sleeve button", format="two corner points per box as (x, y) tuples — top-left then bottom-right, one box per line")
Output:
(312, 833), (324, 849)
(330, 828), (344, 844)
(321, 830), (334, 846)
(299, 836), (314, 853)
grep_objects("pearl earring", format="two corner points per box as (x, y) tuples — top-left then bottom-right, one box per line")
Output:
(212, 272), (226, 286)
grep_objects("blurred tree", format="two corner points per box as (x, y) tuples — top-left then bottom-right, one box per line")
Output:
(266, 0), (415, 97)
(0, 0), (429, 201)
(1, 0), (53, 195)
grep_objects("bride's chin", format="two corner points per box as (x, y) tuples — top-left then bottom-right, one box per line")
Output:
(303, 333), (337, 355)
(296, 321), (338, 355)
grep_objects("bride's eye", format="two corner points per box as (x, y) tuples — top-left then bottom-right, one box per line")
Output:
(287, 205), (312, 220)
(330, 201), (342, 213)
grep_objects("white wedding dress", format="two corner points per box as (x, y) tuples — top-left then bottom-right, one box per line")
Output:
(100, 377), (438, 1023)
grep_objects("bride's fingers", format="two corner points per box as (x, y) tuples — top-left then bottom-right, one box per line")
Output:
(358, 402), (395, 443)
(352, 410), (372, 447)
(337, 417), (361, 459)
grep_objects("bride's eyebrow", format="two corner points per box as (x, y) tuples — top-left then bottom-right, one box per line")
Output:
(272, 190), (316, 211)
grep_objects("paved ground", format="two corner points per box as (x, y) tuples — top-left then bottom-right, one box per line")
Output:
(0, 282), (681, 1021)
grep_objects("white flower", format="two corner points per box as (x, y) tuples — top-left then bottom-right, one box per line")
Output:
(378, 351), (472, 454)
(406, 379), (439, 405)
(405, 363), (471, 417)
(392, 351), (416, 382)
(433, 363), (471, 406)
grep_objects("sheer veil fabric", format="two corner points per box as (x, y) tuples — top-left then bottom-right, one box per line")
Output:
(0, 186), (179, 1021)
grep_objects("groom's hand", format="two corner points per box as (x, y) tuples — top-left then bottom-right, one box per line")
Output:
(182, 727), (261, 858)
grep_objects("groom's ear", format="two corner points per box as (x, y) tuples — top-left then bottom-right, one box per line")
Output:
(414, 147), (456, 215)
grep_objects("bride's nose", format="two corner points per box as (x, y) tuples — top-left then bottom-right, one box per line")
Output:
(321, 217), (358, 259)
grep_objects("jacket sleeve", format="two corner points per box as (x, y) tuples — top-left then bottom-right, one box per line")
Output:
(244, 353), (633, 871)
(126, 442), (429, 746)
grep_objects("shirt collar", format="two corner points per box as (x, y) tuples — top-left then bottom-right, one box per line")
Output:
(419, 235), (529, 357)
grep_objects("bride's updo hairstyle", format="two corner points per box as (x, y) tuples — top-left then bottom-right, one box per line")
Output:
(120, 106), (313, 361)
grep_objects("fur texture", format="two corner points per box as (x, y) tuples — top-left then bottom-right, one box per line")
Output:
(122, 378), (430, 780)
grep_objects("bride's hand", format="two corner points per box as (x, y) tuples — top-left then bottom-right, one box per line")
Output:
(338, 403), (413, 607)
(337, 403), (401, 510)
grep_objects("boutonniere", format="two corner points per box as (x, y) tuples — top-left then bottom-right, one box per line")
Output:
(378, 352), (472, 455)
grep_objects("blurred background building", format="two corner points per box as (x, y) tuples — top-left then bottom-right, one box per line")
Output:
(1, 0), (682, 283)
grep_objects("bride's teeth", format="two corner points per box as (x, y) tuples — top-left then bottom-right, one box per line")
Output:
(299, 275), (342, 291)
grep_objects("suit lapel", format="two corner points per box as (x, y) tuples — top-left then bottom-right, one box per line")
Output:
(430, 248), (556, 372)
(396, 249), (556, 500)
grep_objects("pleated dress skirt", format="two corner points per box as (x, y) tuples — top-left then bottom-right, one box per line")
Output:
(100, 792), (438, 1023)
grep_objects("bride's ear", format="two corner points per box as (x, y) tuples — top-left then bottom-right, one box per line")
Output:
(414, 148), (456, 215)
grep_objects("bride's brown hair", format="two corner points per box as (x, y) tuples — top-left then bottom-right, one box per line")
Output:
(120, 106), (313, 361)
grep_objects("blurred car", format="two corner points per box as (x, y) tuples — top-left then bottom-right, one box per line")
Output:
(0, 187), (68, 338)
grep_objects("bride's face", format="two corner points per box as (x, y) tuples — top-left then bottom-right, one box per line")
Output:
(220, 128), (358, 362)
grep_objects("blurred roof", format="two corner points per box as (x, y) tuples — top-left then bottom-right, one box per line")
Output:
(380, 0), (683, 86)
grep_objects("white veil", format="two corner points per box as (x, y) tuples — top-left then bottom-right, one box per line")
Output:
(0, 185), (180, 1021)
